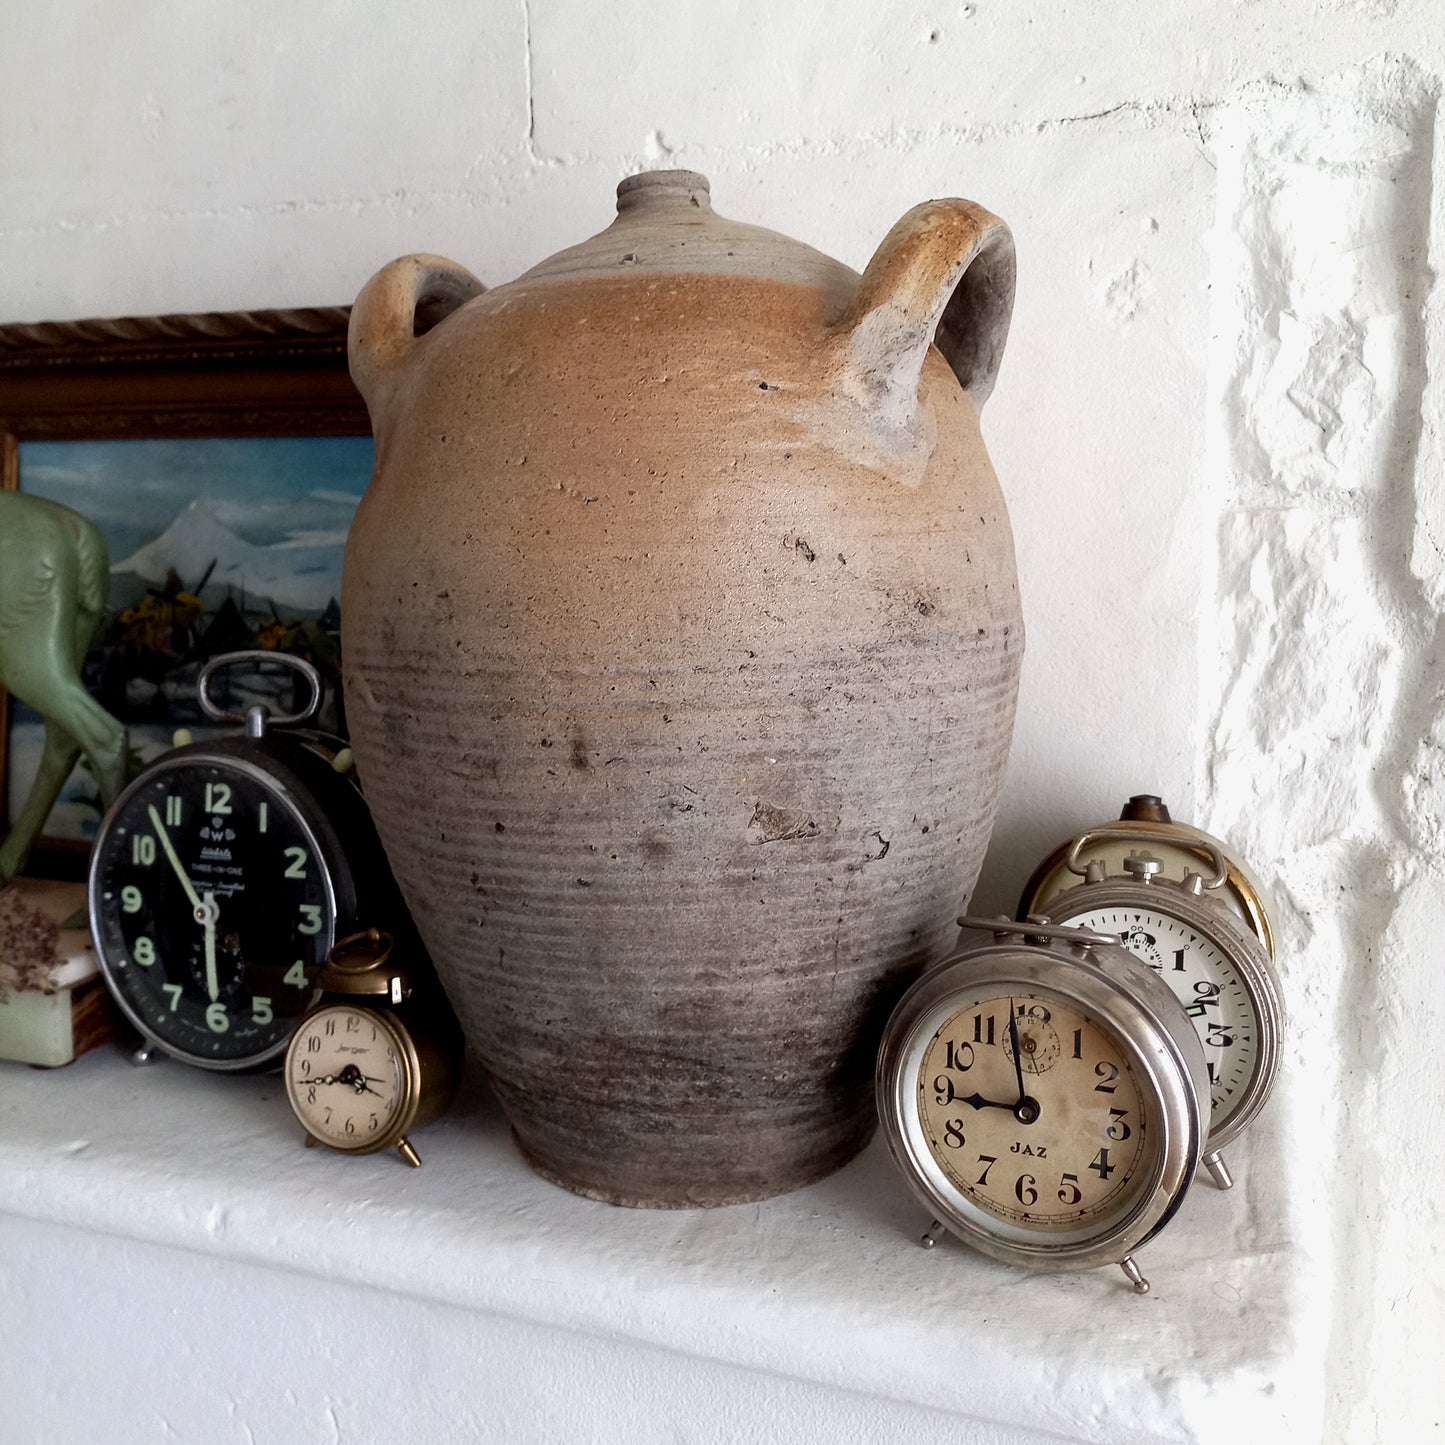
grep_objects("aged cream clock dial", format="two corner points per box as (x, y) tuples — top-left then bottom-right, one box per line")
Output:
(1028, 830), (1284, 1190)
(878, 919), (1209, 1292)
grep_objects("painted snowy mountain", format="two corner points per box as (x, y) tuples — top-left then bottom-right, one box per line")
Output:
(112, 499), (346, 615)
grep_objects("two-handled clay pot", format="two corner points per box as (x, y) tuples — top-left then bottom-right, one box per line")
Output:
(343, 170), (1022, 1206)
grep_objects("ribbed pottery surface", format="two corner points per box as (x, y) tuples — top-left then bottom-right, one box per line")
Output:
(343, 262), (1021, 1206)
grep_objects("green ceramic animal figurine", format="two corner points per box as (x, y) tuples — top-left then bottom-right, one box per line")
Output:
(0, 492), (126, 884)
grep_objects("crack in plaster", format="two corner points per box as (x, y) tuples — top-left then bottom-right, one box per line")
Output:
(0, 95), (1231, 243)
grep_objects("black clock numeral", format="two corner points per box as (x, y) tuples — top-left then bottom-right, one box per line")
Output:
(976, 1154), (997, 1186)
(1172, 948), (1187, 972)
(1206, 1022), (1236, 1048)
(1186, 980), (1222, 1018)
(1206, 1059), (1220, 1087)
(1094, 1061), (1120, 1093)
(1088, 1147), (1115, 1181)
(1016, 1001), (1051, 1024)
(1057, 1172), (1082, 1205)
(1015, 1173), (1038, 1206)
(1106, 1108), (1131, 1141)
(933, 1073), (960, 1105)
(971, 1013), (996, 1046)
(943, 1119), (966, 1149)
(1071, 1028), (1083, 1060)
(945, 1040), (975, 1072)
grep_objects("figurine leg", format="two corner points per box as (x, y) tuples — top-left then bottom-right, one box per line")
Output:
(0, 720), (81, 882)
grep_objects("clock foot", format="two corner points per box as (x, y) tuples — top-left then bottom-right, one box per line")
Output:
(1203, 1149), (1233, 1190)
(397, 1138), (422, 1168)
(1119, 1256), (1150, 1294)
(304, 1134), (318, 1149)
(920, 1218), (945, 1249)
(128, 1043), (157, 1067)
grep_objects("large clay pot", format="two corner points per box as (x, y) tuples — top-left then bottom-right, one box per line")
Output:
(343, 170), (1022, 1206)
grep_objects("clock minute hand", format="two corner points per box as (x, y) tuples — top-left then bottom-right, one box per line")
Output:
(1007, 1000), (1027, 1105)
(202, 890), (219, 1003)
(148, 804), (201, 911)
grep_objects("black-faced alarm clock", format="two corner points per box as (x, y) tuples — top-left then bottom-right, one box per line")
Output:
(88, 651), (404, 1071)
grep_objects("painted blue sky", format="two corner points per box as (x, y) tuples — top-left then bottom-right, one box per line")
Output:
(18, 435), (374, 572)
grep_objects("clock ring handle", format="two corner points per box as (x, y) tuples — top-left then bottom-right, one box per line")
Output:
(957, 915), (1119, 950)
(197, 649), (324, 732)
(1064, 828), (1228, 891)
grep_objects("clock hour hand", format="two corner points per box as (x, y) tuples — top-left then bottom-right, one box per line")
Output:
(148, 804), (202, 912)
(958, 1091), (1017, 1112)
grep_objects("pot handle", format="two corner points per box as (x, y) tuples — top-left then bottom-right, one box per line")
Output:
(837, 199), (1015, 413)
(348, 253), (486, 414)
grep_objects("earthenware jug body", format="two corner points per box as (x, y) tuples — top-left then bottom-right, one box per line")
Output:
(343, 170), (1022, 1206)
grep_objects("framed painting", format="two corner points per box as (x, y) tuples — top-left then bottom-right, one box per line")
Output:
(0, 308), (373, 877)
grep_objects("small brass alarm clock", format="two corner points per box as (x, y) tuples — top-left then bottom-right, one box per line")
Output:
(877, 918), (1209, 1293)
(284, 928), (463, 1166)
(1020, 818), (1284, 1191)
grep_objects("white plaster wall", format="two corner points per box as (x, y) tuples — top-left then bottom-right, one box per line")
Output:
(2, 4), (1442, 1441)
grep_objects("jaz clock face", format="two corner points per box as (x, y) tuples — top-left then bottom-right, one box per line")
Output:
(286, 1006), (409, 1150)
(1057, 905), (1257, 1128)
(917, 991), (1153, 1236)
(91, 756), (337, 1066)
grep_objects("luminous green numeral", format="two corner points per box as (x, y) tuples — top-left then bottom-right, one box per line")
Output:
(134, 936), (156, 967)
(132, 834), (156, 866)
(165, 796), (182, 826)
(284, 959), (308, 989)
(162, 983), (183, 1012)
(204, 782), (232, 815)
(283, 846), (308, 879)
(121, 885), (143, 914)
(259, 801), (269, 834)
(251, 996), (273, 1025)
(298, 904), (322, 935)
(205, 1002), (229, 1033)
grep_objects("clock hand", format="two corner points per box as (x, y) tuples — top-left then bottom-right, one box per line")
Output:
(202, 890), (219, 1003)
(1007, 1000), (1027, 1104)
(148, 804), (202, 912)
(958, 1091), (1017, 1111)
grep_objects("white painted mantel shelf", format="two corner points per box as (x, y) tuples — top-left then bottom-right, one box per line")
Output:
(0, 1045), (1321, 1444)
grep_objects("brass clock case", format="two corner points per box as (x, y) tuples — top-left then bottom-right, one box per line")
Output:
(1018, 797), (1276, 958)
(285, 927), (463, 1165)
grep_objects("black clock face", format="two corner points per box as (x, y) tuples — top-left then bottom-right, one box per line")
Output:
(90, 755), (337, 1066)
